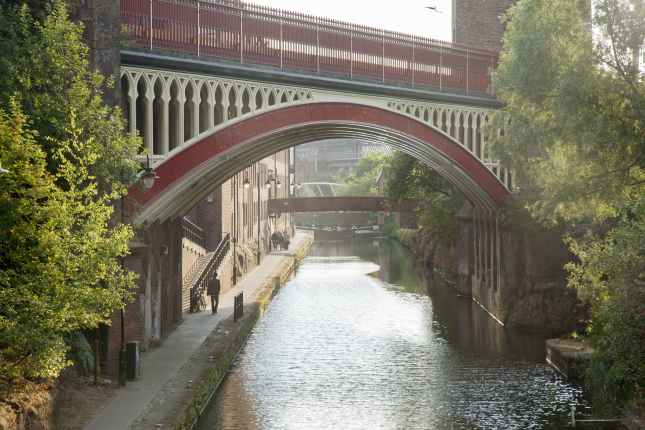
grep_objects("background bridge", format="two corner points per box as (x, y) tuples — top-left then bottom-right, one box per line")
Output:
(268, 197), (418, 214)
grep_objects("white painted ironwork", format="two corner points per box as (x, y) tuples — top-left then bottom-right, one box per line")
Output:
(120, 66), (512, 212)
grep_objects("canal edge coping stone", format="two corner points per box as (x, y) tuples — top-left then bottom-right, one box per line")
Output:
(174, 233), (313, 430)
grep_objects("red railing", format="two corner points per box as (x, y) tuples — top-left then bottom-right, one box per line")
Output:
(121, 0), (498, 96)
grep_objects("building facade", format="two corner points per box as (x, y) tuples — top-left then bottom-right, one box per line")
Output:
(295, 139), (391, 183)
(103, 150), (293, 377)
(453, 0), (515, 51)
(216, 151), (292, 296)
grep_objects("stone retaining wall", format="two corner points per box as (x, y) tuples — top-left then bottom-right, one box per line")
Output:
(396, 202), (578, 334)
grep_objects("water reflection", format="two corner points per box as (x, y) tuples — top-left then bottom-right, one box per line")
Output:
(198, 239), (602, 430)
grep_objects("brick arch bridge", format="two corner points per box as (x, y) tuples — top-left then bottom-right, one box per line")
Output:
(128, 101), (511, 224)
(92, 0), (578, 382)
(115, 0), (520, 362)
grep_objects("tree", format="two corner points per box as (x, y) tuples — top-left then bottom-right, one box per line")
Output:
(384, 151), (464, 253)
(0, 104), (135, 379)
(0, 1), (140, 379)
(0, 0), (140, 195)
(336, 152), (388, 196)
(566, 203), (645, 411)
(491, 0), (645, 412)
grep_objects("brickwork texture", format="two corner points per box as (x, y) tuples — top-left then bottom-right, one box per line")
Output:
(453, 0), (515, 51)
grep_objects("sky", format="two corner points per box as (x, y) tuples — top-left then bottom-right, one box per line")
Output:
(249, 0), (453, 42)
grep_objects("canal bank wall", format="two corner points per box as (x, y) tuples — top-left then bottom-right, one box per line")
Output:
(392, 204), (579, 335)
(130, 232), (313, 430)
(392, 228), (456, 285)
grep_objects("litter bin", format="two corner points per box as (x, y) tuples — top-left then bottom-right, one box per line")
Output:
(126, 341), (141, 380)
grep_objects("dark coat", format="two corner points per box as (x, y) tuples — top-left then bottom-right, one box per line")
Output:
(207, 277), (221, 296)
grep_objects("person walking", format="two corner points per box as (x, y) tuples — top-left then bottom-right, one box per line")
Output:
(208, 274), (221, 314)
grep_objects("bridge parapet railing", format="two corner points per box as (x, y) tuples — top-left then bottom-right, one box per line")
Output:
(181, 216), (205, 248)
(120, 0), (498, 97)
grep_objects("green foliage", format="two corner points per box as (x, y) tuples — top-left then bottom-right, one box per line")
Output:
(390, 227), (417, 249)
(492, 0), (645, 224)
(336, 152), (388, 196)
(336, 150), (463, 252)
(0, 105), (135, 379)
(491, 0), (645, 411)
(66, 332), (96, 377)
(382, 214), (400, 237)
(0, 0), (140, 194)
(566, 197), (645, 413)
(0, 1), (139, 380)
(384, 151), (464, 250)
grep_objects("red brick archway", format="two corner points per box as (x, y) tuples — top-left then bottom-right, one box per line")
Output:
(129, 103), (509, 225)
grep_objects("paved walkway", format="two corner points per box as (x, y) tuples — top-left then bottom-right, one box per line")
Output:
(84, 232), (311, 430)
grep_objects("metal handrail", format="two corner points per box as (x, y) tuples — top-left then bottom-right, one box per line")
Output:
(120, 0), (498, 96)
(181, 216), (205, 248)
(189, 233), (231, 312)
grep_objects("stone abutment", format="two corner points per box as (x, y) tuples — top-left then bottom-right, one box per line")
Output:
(455, 201), (579, 333)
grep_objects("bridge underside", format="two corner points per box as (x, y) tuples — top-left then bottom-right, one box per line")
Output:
(128, 103), (510, 226)
(268, 197), (418, 213)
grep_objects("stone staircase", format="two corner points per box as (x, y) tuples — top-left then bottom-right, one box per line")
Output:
(182, 234), (231, 312)
(182, 252), (213, 295)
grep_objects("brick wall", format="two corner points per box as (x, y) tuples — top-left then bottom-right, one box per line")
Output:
(453, 0), (515, 51)
(71, 0), (121, 106)
(106, 151), (294, 378)
(218, 150), (293, 294)
(194, 187), (222, 250)
(105, 251), (146, 377)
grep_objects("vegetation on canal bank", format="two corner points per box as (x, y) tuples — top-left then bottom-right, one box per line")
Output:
(336, 152), (389, 197)
(338, 150), (464, 283)
(490, 0), (645, 416)
(383, 152), (464, 266)
(0, 0), (139, 385)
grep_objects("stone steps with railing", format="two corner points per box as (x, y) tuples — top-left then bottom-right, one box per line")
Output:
(187, 234), (231, 313)
(182, 252), (214, 294)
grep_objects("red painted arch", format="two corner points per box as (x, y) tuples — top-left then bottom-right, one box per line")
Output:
(129, 103), (509, 218)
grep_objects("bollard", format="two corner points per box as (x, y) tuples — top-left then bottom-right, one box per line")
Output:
(118, 348), (128, 386)
(570, 405), (576, 427)
(126, 341), (141, 380)
(233, 292), (244, 322)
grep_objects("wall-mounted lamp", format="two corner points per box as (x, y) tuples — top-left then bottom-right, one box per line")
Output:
(139, 155), (159, 191)
(160, 244), (169, 256)
(276, 180), (282, 189)
(243, 177), (251, 189)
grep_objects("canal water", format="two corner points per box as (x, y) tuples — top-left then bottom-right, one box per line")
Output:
(197, 239), (614, 430)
